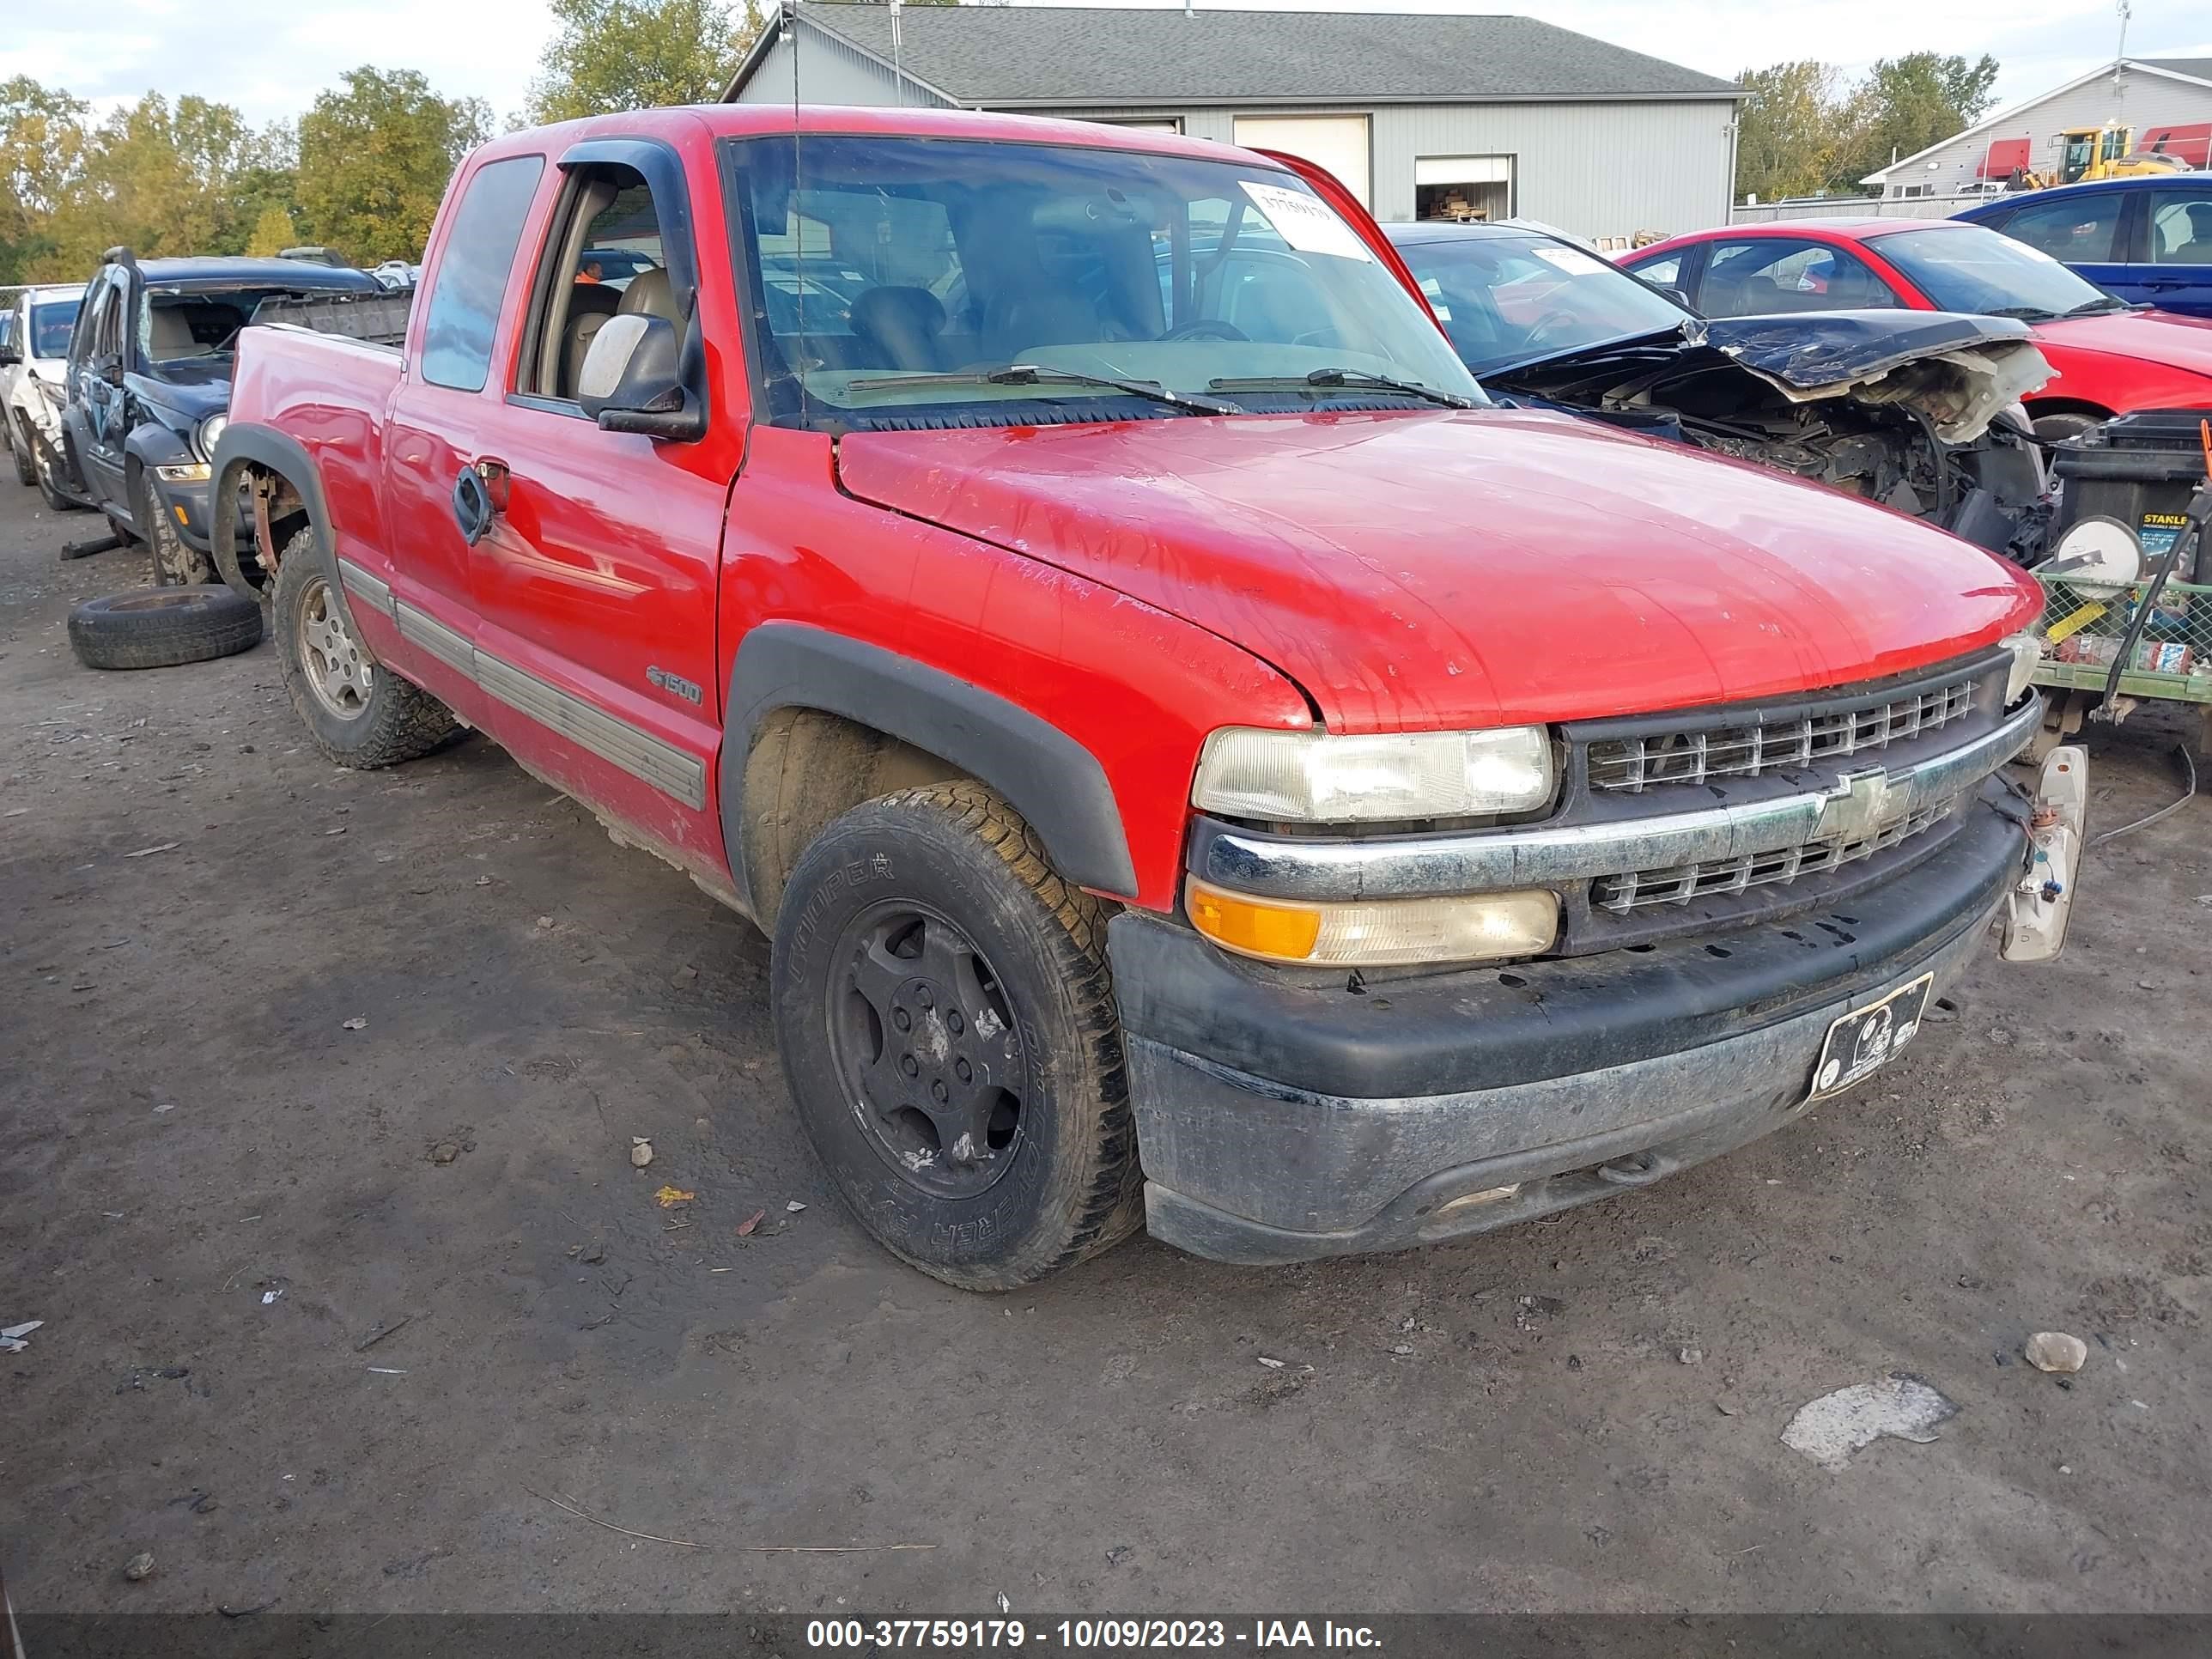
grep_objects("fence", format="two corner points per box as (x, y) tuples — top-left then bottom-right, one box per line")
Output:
(1729, 192), (1999, 226)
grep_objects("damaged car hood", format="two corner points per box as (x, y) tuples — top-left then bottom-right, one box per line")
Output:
(1679, 311), (2051, 442)
(834, 409), (2039, 735)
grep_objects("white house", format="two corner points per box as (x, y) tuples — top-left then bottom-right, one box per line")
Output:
(1861, 57), (2212, 198)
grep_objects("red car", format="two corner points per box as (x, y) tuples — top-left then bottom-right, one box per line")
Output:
(212, 106), (2060, 1286)
(1622, 217), (2212, 440)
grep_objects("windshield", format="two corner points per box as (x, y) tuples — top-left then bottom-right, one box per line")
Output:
(1391, 230), (1687, 375)
(31, 300), (79, 359)
(1872, 223), (2114, 319)
(726, 134), (1480, 425)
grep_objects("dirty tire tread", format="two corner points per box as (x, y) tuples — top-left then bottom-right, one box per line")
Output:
(68, 586), (264, 671)
(33, 434), (81, 513)
(9, 416), (33, 487)
(272, 526), (458, 769)
(773, 781), (1142, 1291)
(137, 470), (216, 587)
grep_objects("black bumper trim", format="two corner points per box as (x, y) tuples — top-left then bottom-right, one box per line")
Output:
(1109, 784), (2024, 1102)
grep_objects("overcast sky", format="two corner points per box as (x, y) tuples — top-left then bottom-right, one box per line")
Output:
(4, 0), (2208, 128)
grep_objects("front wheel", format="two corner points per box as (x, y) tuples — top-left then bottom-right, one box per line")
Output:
(2030, 410), (2103, 444)
(137, 471), (216, 586)
(271, 525), (458, 768)
(8, 415), (33, 487)
(771, 782), (1142, 1290)
(31, 435), (83, 514)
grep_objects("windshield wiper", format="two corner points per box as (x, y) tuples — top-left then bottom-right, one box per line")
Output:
(2063, 296), (2133, 317)
(843, 363), (1241, 416)
(1206, 367), (1476, 409)
(1985, 305), (2058, 322)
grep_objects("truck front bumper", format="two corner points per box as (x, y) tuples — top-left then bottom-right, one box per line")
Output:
(1109, 787), (2025, 1266)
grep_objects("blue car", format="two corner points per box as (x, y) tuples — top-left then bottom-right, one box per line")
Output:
(1954, 175), (2212, 319)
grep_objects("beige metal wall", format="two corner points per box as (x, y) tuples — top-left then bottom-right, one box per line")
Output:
(1867, 70), (2212, 195)
(1043, 100), (1735, 240)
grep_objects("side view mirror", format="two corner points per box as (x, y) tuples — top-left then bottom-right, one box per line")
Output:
(577, 313), (705, 441)
(100, 358), (125, 387)
(0, 339), (18, 368)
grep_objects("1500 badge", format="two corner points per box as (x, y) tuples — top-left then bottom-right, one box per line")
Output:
(646, 665), (703, 705)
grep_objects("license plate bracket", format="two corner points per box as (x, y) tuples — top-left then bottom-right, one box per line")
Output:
(1807, 972), (1935, 1103)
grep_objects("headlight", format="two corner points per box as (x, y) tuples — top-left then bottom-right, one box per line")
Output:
(1188, 878), (1558, 967)
(155, 462), (210, 483)
(2001, 628), (2039, 706)
(195, 413), (228, 460)
(1193, 726), (1554, 823)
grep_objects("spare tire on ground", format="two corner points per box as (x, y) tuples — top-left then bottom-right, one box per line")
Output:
(68, 585), (264, 671)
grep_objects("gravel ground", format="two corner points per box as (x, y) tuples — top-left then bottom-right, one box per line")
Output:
(2, 481), (2208, 1618)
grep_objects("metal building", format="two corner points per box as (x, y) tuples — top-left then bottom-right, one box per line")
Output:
(1861, 58), (2212, 198)
(724, 5), (1741, 242)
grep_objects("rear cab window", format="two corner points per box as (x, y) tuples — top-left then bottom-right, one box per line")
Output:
(421, 155), (548, 392)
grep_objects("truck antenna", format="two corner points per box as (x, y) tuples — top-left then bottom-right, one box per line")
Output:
(787, 0), (806, 373)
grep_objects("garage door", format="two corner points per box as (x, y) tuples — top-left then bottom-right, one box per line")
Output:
(1232, 115), (1371, 210)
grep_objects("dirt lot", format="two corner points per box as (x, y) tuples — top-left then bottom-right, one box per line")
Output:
(2, 479), (2209, 1620)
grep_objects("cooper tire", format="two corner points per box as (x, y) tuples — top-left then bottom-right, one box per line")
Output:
(771, 781), (1142, 1291)
(271, 525), (457, 768)
(68, 586), (263, 672)
(137, 470), (216, 587)
(32, 435), (82, 513)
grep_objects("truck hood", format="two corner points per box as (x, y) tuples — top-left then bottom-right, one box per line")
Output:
(2034, 307), (2212, 380)
(834, 409), (2039, 733)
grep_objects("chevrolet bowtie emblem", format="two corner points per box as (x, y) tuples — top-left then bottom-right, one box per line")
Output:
(1815, 767), (1908, 843)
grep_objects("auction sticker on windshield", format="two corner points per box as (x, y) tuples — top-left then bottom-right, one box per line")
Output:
(1807, 972), (1934, 1103)
(1239, 180), (1374, 262)
(1533, 245), (1610, 276)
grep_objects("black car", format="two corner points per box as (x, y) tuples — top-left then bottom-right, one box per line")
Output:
(1383, 221), (2055, 561)
(57, 250), (382, 583)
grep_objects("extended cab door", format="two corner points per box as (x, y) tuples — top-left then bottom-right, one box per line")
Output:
(381, 135), (738, 879)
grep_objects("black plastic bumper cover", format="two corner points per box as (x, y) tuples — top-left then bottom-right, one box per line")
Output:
(1109, 788), (2024, 1264)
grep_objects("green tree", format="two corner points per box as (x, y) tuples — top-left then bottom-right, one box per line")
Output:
(528, 0), (770, 122)
(1, 77), (90, 282)
(1733, 61), (1838, 203)
(295, 67), (489, 264)
(39, 92), (263, 275)
(246, 203), (301, 256)
(1831, 52), (2002, 191)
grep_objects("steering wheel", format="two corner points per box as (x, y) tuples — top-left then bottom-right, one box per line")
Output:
(1525, 310), (1583, 349)
(1158, 319), (1249, 343)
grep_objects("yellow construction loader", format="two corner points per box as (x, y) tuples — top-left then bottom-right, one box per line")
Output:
(2009, 124), (2194, 191)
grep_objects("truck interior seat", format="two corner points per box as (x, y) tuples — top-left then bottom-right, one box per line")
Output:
(848, 287), (947, 369)
(617, 268), (683, 328)
(561, 284), (623, 398)
(148, 306), (210, 360)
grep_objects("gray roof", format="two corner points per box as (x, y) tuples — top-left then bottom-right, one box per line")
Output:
(2142, 58), (2212, 82)
(745, 5), (1739, 106)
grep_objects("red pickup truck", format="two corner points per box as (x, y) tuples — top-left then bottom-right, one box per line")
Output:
(215, 106), (2069, 1289)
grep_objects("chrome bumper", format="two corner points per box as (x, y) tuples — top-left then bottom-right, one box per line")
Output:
(1194, 692), (2041, 903)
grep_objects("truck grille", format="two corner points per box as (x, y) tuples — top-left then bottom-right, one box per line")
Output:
(1588, 675), (1979, 793)
(1591, 799), (1956, 914)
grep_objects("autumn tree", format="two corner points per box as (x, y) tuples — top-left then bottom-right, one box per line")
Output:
(529, 0), (770, 122)
(1733, 61), (1838, 203)
(246, 203), (301, 256)
(1, 77), (91, 282)
(1831, 52), (2002, 189)
(295, 67), (489, 264)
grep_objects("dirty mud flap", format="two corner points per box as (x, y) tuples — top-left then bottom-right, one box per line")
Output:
(2002, 744), (2087, 963)
(1807, 973), (1934, 1103)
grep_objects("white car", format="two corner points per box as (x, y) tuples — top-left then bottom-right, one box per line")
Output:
(3, 282), (86, 507)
